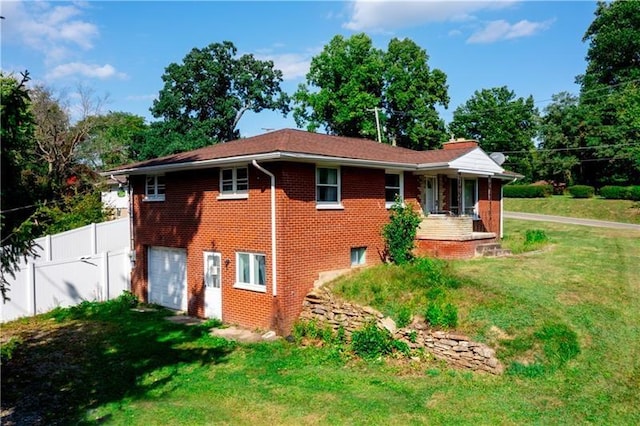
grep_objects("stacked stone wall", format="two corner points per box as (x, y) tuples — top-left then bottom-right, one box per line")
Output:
(300, 286), (503, 374)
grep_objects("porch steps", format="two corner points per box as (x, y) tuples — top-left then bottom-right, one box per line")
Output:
(475, 243), (512, 258)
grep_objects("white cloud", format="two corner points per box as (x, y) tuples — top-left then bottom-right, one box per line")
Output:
(467, 19), (554, 43)
(1, 1), (98, 62)
(256, 53), (313, 81)
(343, 0), (516, 32)
(46, 63), (127, 80)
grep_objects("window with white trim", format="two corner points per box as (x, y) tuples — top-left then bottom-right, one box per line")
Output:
(220, 167), (248, 197)
(145, 175), (165, 201)
(450, 178), (478, 217)
(351, 247), (366, 266)
(235, 252), (266, 292)
(316, 167), (340, 205)
(463, 178), (478, 217)
(385, 172), (403, 208)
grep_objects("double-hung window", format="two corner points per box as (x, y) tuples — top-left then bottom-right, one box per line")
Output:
(385, 172), (403, 208)
(145, 175), (165, 201)
(219, 167), (248, 199)
(235, 252), (266, 292)
(316, 166), (341, 208)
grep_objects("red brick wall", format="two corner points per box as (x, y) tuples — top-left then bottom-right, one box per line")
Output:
(476, 178), (503, 234)
(131, 162), (420, 334)
(415, 237), (497, 259)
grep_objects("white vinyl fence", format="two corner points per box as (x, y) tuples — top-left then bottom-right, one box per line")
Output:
(1, 218), (132, 322)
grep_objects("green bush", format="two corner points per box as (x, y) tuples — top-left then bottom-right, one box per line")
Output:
(503, 184), (553, 198)
(524, 229), (548, 246)
(395, 306), (412, 328)
(600, 185), (640, 201)
(567, 185), (595, 198)
(425, 301), (458, 328)
(350, 322), (395, 359)
(382, 197), (422, 264)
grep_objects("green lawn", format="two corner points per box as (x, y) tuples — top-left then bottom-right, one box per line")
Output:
(2, 220), (639, 425)
(505, 195), (640, 224)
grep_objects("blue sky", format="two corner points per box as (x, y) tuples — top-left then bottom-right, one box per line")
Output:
(1, 1), (598, 137)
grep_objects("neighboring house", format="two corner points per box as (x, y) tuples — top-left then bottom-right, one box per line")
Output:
(101, 176), (129, 219)
(108, 129), (519, 334)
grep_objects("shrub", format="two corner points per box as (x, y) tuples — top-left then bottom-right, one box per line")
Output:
(524, 229), (548, 246)
(503, 184), (553, 198)
(382, 197), (422, 264)
(425, 301), (458, 328)
(567, 185), (594, 198)
(395, 306), (412, 328)
(599, 185), (629, 200)
(350, 322), (395, 359)
(600, 185), (640, 201)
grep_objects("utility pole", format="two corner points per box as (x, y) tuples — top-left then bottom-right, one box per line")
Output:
(367, 107), (382, 143)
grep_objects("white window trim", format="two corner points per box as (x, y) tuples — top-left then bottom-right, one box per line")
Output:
(144, 175), (165, 202)
(385, 171), (404, 209)
(233, 252), (267, 293)
(461, 178), (479, 219)
(316, 166), (343, 209)
(351, 247), (366, 267)
(218, 167), (249, 199)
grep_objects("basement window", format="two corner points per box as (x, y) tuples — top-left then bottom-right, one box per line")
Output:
(351, 247), (366, 267)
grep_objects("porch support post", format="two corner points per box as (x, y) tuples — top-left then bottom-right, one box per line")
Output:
(457, 172), (462, 216)
(488, 176), (493, 232)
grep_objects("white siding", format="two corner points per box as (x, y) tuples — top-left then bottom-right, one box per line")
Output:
(449, 148), (504, 174)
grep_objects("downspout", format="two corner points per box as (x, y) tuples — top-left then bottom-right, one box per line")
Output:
(488, 176), (492, 233)
(252, 160), (277, 297)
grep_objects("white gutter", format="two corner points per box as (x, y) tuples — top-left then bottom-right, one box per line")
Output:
(252, 160), (277, 297)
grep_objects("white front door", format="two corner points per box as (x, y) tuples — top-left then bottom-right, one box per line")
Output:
(203, 251), (222, 319)
(424, 177), (438, 214)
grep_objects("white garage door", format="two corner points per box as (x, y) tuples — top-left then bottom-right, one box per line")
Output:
(148, 246), (187, 311)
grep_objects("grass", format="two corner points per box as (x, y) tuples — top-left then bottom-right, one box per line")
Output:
(504, 195), (640, 224)
(2, 220), (639, 424)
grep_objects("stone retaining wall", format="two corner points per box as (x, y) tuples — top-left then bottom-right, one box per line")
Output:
(300, 286), (503, 374)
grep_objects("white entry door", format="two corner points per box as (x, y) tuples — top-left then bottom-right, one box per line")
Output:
(424, 176), (438, 214)
(203, 251), (222, 319)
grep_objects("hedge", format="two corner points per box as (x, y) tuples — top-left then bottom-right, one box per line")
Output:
(503, 184), (553, 198)
(599, 185), (640, 201)
(567, 185), (595, 198)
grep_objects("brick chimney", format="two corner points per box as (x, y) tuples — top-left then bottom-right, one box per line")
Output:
(443, 137), (479, 150)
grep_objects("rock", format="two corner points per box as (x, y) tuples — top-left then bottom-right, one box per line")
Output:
(380, 317), (397, 334)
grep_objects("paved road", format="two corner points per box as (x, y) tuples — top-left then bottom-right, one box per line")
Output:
(504, 211), (640, 231)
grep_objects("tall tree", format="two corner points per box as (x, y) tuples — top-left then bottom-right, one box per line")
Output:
(150, 40), (290, 152)
(383, 38), (449, 150)
(448, 86), (539, 179)
(293, 33), (384, 139)
(75, 112), (148, 170)
(576, 0), (640, 185)
(293, 34), (449, 149)
(0, 72), (42, 300)
(536, 92), (584, 184)
(30, 84), (107, 189)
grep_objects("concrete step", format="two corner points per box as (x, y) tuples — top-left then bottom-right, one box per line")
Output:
(475, 243), (512, 258)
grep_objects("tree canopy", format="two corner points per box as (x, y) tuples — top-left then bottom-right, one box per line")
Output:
(293, 34), (449, 149)
(448, 86), (539, 178)
(149, 41), (290, 155)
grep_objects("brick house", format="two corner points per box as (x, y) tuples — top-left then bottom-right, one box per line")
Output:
(109, 129), (519, 333)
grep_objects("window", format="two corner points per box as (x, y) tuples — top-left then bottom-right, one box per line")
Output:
(145, 175), (165, 201)
(235, 252), (266, 292)
(219, 167), (248, 198)
(385, 172), (403, 208)
(450, 177), (478, 217)
(463, 179), (478, 216)
(351, 247), (366, 266)
(316, 167), (341, 207)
